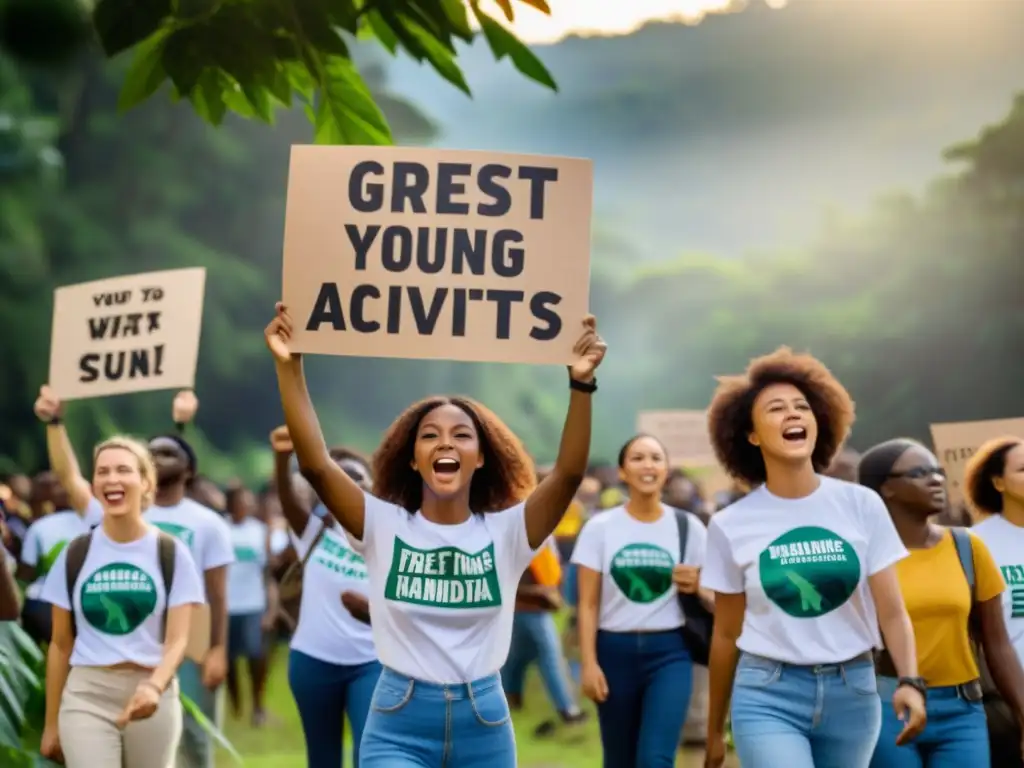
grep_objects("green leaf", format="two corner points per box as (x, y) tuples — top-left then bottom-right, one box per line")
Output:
(92, 0), (173, 57)
(494, 0), (514, 21)
(401, 16), (470, 94)
(310, 54), (392, 145)
(189, 70), (228, 125)
(440, 0), (474, 41)
(117, 29), (170, 111)
(364, 10), (398, 54)
(470, 3), (556, 91)
(179, 694), (243, 764)
(163, 28), (205, 95)
(516, 0), (551, 14)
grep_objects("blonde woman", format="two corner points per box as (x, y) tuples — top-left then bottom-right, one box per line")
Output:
(40, 436), (205, 767)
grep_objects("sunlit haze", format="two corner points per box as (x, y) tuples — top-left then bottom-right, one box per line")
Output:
(475, 0), (788, 43)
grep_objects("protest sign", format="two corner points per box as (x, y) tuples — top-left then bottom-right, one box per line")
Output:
(282, 146), (593, 365)
(49, 268), (206, 400)
(636, 410), (717, 468)
(930, 417), (1024, 508)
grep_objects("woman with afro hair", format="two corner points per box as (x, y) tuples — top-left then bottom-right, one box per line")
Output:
(265, 303), (606, 768)
(699, 347), (925, 768)
(966, 435), (1024, 768)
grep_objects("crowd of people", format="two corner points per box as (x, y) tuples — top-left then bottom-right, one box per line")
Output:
(0, 304), (1022, 768)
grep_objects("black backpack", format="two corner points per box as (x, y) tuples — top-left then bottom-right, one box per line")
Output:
(673, 508), (714, 666)
(65, 529), (177, 638)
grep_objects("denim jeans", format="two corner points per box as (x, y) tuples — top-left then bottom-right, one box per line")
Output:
(288, 649), (381, 768)
(730, 652), (882, 768)
(595, 629), (693, 768)
(870, 676), (989, 767)
(177, 659), (222, 768)
(501, 611), (576, 713)
(360, 667), (516, 767)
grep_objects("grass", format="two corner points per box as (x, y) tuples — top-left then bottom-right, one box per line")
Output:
(216, 644), (737, 767)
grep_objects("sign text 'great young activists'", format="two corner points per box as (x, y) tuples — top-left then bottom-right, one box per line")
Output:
(49, 268), (207, 400)
(282, 146), (593, 365)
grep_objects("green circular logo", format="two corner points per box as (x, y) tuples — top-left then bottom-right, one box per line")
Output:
(609, 543), (675, 604)
(758, 526), (861, 618)
(80, 563), (158, 635)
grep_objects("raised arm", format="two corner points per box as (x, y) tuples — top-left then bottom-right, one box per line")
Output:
(34, 386), (93, 514)
(269, 426), (312, 536)
(524, 316), (607, 549)
(265, 304), (366, 540)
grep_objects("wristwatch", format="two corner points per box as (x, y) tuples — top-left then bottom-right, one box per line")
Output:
(897, 676), (928, 699)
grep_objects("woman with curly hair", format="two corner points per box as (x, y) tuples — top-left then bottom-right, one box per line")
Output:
(573, 434), (710, 767)
(265, 303), (606, 767)
(965, 435), (1024, 768)
(699, 347), (925, 768)
(859, 438), (1024, 768)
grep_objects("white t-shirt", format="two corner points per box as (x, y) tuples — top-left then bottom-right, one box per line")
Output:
(571, 505), (707, 632)
(41, 526), (205, 668)
(350, 493), (538, 683)
(83, 497), (105, 528)
(972, 515), (1024, 663)
(21, 510), (95, 600)
(289, 516), (376, 666)
(227, 518), (268, 616)
(701, 476), (907, 665)
(144, 498), (235, 576)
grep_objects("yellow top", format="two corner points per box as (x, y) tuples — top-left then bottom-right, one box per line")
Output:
(554, 500), (584, 538)
(896, 529), (1004, 686)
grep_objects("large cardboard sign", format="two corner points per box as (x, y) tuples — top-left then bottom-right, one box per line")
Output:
(636, 409), (717, 468)
(48, 268), (206, 400)
(282, 146), (593, 365)
(930, 417), (1024, 508)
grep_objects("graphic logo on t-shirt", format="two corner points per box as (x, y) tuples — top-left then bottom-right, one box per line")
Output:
(384, 538), (501, 609)
(152, 522), (194, 549)
(313, 535), (367, 581)
(234, 546), (261, 563)
(80, 563), (158, 635)
(759, 526), (861, 619)
(999, 565), (1024, 618)
(609, 543), (675, 604)
(40, 540), (70, 576)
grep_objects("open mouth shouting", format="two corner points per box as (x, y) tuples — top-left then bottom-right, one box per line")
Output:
(782, 425), (808, 445)
(101, 487), (127, 506)
(432, 456), (461, 480)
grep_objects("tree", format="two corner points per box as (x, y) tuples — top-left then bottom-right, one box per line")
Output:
(0, 0), (557, 146)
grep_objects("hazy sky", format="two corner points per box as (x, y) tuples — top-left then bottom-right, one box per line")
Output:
(476, 0), (789, 43)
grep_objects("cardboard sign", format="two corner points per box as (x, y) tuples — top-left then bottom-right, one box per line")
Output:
(930, 417), (1024, 507)
(49, 268), (206, 400)
(282, 146), (593, 365)
(636, 410), (717, 467)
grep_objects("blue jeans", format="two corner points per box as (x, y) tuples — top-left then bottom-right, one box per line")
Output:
(228, 612), (265, 661)
(501, 611), (576, 713)
(731, 652), (882, 768)
(360, 667), (516, 767)
(288, 649), (381, 768)
(595, 629), (693, 768)
(870, 676), (989, 767)
(177, 659), (220, 768)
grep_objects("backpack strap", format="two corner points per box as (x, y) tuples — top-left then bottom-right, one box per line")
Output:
(64, 532), (94, 639)
(673, 508), (689, 564)
(950, 527), (976, 596)
(157, 532), (176, 641)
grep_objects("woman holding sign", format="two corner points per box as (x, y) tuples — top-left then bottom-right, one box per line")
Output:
(265, 302), (605, 767)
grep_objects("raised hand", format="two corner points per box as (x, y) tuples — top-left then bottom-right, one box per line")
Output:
(33, 384), (62, 423)
(172, 389), (199, 424)
(569, 315), (607, 384)
(269, 425), (294, 455)
(265, 302), (297, 363)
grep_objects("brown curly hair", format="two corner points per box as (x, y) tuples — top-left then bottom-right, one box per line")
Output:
(707, 347), (855, 487)
(372, 396), (536, 514)
(964, 436), (1023, 515)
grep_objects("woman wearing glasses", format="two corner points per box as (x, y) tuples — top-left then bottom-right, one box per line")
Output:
(859, 438), (1024, 767)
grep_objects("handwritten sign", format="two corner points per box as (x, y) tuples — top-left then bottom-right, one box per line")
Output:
(49, 268), (206, 400)
(282, 146), (593, 365)
(930, 417), (1024, 508)
(636, 410), (717, 467)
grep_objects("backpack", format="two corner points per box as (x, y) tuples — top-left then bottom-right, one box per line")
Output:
(673, 508), (714, 666)
(65, 529), (176, 639)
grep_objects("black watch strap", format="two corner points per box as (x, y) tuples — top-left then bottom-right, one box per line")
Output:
(569, 377), (597, 393)
(897, 676), (928, 699)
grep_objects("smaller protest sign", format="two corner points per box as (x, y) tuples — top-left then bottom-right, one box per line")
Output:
(636, 410), (717, 468)
(930, 417), (1024, 508)
(49, 268), (207, 400)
